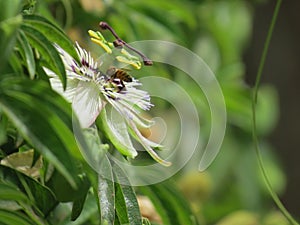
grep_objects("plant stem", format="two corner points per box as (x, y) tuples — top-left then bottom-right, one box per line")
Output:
(99, 21), (153, 65)
(252, 1), (299, 224)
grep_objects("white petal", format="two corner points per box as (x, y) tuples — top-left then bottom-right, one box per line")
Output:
(72, 81), (103, 128)
(49, 76), (79, 102)
(54, 43), (79, 72)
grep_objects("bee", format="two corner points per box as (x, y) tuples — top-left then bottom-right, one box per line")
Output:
(106, 66), (133, 91)
(106, 66), (132, 82)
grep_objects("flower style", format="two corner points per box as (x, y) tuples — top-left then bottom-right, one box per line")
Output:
(44, 42), (170, 166)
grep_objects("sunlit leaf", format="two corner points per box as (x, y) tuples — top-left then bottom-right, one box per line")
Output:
(0, 149), (42, 178)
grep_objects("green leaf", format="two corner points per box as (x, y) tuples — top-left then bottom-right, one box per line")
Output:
(114, 215), (121, 225)
(158, 182), (198, 225)
(97, 155), (115, 225)
(142, 218), (152, 225)
(138, 186), (170, 225)
(0, 209), (35, 225)
(16, 30), (35, 79)
(0, 0), (22, 71)
(8, 51), (24, 75)
(0, 113), (8, 145)
(71, 191), (88, 221)
(35, 58), (51, 83)
(20, 24), (67, 89)
(0, 183), (29, 203)
(46, 169), (90, 203)
(23, 14), (79, 62)
(60, 193), (99, 225)
(0, 165), (57, 216)
(0, 77), (82, 188)
(0, 0), (21, 22)
(113, 163), (142, 225)
(140, 181), (199, 225)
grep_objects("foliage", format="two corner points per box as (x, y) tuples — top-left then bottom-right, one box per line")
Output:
(0, 0), (295, 225)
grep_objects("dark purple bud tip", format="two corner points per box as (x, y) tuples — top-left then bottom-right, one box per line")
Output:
(113, 40), (123, 48)
(99, 21), (108, 30)
(144, 59), (153, 66)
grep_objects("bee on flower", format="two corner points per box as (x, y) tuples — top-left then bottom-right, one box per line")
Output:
(44, 22), (170, 166)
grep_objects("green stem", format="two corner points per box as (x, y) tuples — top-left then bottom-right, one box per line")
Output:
(252, 1), (299, 224)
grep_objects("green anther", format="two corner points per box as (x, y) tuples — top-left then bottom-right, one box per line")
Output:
(116, 56), (142, 69)
(88, 30), (113, 54)
(120, 48), (140, 61)
(88, 30), (105, 42)
(90, 38), (112, 54)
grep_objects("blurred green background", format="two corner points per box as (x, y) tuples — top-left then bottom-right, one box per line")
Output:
(244, 0), (300, 217)
(1, 0), (299, 224)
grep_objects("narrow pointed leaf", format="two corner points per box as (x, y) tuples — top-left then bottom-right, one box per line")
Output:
(8, 51), (24, 75)
(97, 155), (115, 225)
(0, 165), (57, 216)
(16, 30), (35, 79)
(35, 58), (51, 84)
(113, 163), (142, 225)
(20, 24), (67, 89)
(0, 183), (29, 203)
(23, 14), (79, 62)
(0, 209), (36, 225)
